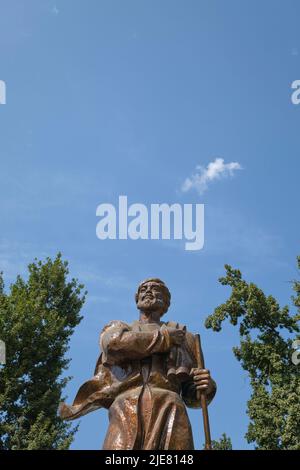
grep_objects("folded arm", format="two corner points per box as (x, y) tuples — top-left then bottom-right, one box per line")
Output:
(100, 320), (172, 365)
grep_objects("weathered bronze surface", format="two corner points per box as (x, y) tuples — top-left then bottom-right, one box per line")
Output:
(59, 278), (216, 449)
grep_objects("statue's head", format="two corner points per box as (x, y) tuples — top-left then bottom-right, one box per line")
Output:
(135, 278), (171, 317)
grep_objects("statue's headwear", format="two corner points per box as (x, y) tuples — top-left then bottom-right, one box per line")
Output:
(135, 278), (171, 316)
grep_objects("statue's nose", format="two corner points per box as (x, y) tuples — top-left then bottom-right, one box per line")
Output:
(144, 287), (153, 297)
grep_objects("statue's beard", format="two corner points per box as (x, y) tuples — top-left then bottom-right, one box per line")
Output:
(137, 297), (164, 315)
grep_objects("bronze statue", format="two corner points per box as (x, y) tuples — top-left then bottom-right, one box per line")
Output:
(59, 278), (216, 449)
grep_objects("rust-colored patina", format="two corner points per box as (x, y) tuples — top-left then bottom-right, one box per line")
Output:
(59, 278), (216, 449)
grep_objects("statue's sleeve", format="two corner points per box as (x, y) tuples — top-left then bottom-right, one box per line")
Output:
(100, 320), (171, 365)
(181, 377), (217, 409)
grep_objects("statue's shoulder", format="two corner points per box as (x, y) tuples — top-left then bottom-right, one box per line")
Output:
(100, 319), (131, 335)
(161, 321), (193, 336)
(162, 320), (188, 330)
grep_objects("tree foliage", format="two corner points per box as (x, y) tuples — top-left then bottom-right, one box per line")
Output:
(211, 433), (233, 450)
(205, 257), (300, 449)
(0, 254), (86, 450)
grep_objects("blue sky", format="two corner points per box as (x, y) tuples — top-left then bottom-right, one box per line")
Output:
(0, 0), (299, 449)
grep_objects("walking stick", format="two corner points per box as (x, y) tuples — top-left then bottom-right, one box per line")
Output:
(194, 333), (212, 450)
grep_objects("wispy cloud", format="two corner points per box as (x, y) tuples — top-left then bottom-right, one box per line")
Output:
(181, 158), (242, 195)
(52, 5), (59, 15)
(77, 269), (135, 291)
(0, 240), (53, 283)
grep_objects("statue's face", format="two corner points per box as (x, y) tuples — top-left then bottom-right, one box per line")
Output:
(137, 282), (165, 315)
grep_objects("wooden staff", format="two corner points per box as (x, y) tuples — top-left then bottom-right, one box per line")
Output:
(195, 333), (212, 450)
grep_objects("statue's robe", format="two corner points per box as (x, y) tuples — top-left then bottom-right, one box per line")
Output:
(59, 320), (216, 450)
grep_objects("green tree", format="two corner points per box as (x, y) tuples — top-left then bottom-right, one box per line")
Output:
(0, 254), (86, 450)
(205, 257), (300, 450)
(211, 433), (233, 450)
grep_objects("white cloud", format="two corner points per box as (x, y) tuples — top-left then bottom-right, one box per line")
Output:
(181, 158), (242, 195)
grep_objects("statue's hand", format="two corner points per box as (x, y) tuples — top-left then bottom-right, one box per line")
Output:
(190, 368), (214, 395)
(167, 327), (186, 346)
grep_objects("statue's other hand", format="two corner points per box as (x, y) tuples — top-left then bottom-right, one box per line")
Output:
(190, 368), (214, 395)
(167, 327), (186, 346)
